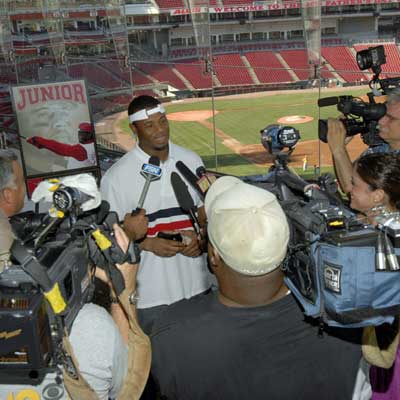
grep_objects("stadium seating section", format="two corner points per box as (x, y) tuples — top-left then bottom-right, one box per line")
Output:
(279, 49), (335, 80)
(68, 62), (128, 90)
(136, 62), (187, 90)
(245, 51), (293, 83)
(174, 60), (213, 89)
(2, 43), (400, 126)
(213, 54), (254, 86)
(321, 46), (369, 82)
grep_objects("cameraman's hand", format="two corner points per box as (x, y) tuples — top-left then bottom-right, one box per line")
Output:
(179, 230), (202, 258)
(95, 224), (138, 293)
(123, 209), (148, 242)
(142, 236), (185, 257)
(326, 118), (354, 195)
(327, 118), (347, 154)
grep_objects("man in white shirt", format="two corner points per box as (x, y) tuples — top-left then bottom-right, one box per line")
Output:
(101, 95), (211, 334)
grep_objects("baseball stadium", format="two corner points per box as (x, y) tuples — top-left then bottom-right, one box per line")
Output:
(2, 0), (400, 180)
(3, 2), (400, 399)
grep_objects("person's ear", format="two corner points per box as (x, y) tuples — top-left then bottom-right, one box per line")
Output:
(129, 123), (137, 135)
(373, 188), (386, 205)
(208, 245), (221, 270)
(1, 187), (14, 205)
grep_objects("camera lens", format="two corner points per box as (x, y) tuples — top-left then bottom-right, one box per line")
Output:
(356, 51), (370, 71)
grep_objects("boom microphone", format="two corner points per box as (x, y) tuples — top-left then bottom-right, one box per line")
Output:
(317, 97), (340, 108)
(132, 156), (162, 215)
(171, 172), (202, 237)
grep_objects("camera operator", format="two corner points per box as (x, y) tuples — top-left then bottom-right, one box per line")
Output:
(327, 89), (400, 195)
(348, 152), (400, 400)
(0, 167), (151, 399)
(1, 223), (150, 400)
(0, 150), (26, 271)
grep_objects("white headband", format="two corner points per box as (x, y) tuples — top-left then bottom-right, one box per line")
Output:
(129, 104), (166, 123)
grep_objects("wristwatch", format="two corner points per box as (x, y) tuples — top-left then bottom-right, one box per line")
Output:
(110, 289), (139, 305)
(128, 289), (139, 305)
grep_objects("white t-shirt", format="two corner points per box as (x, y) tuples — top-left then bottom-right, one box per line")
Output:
(101, 142), (212, 309)
(0, 303), (128, 400)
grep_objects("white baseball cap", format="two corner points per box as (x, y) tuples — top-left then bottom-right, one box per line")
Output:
(205, 176), (289, 276)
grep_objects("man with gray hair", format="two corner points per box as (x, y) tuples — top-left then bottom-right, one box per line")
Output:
(151, 176), (365, 399)
(0, 149), (26, 270)
(327, 88), (400, 194)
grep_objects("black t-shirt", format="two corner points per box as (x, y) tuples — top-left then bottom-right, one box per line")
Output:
(151, 291), (362, 400)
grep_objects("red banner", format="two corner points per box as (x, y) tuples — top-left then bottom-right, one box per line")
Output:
(170, 0), (399, 14)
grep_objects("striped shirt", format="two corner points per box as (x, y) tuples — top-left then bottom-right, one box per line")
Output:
(100, 142), (211, 309)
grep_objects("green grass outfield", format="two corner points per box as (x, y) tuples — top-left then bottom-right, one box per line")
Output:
(119, 87), (368, 177)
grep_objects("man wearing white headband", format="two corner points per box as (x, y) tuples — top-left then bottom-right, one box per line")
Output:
(151, 177), (367, 400)
(101, 95), (212, 338)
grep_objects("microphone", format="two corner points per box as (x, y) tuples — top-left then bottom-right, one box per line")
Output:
(132, 156), (162, 215)
(176, 160), (202, 197)
(196, 166), (217, 195)
(375, 232), (386, 271)
(317, 97), (340, 108)
(383, 233), (400, 271)
(171, 172), (202, 237)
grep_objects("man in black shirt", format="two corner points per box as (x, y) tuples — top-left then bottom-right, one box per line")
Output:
(151, 176), (366, 400)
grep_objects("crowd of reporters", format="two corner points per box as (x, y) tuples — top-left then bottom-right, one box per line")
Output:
(1, 90), (400, 399)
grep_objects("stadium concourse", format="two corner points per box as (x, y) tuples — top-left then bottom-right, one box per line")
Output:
(97, 87), (368, 170)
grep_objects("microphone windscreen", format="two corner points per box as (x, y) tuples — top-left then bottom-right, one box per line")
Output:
(196, 166), (207, 178)
(176, 161), (199, 187)
(149, 155), (160, 166)
(317, 97), (339, 108)
(171, 172), (195, 212)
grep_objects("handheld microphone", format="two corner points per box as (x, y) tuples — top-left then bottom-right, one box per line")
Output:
(196, 166), (217, 195)
(176, 160), (203, 197)
(132, 156), (162, 215)
(171, 172), (202, 237)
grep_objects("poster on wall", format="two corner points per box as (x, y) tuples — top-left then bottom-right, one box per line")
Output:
(11, 79), (100, 183)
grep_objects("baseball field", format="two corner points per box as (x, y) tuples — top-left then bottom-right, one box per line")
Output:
(116, 86), (371, 178)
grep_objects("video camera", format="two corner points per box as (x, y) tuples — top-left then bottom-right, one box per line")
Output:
(318, 45), (400, 147)
(246, 139), (400, 328)
(260, 124), (300, 155)
(0, 175), (129, 384)
(318, 95), (386, 146)
(269, 161), (400, 328)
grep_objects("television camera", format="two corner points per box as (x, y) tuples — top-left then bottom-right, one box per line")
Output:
(0, 175), (133, 384)
(318, 45), (400, 147)
(260, 124), (300, 155)
(250, 134), (400, 327)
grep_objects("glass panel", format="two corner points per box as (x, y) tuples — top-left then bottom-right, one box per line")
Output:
(0, 0), (17, 140)
(12, 0), (67, 85)
(3, 0), (389, 183)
